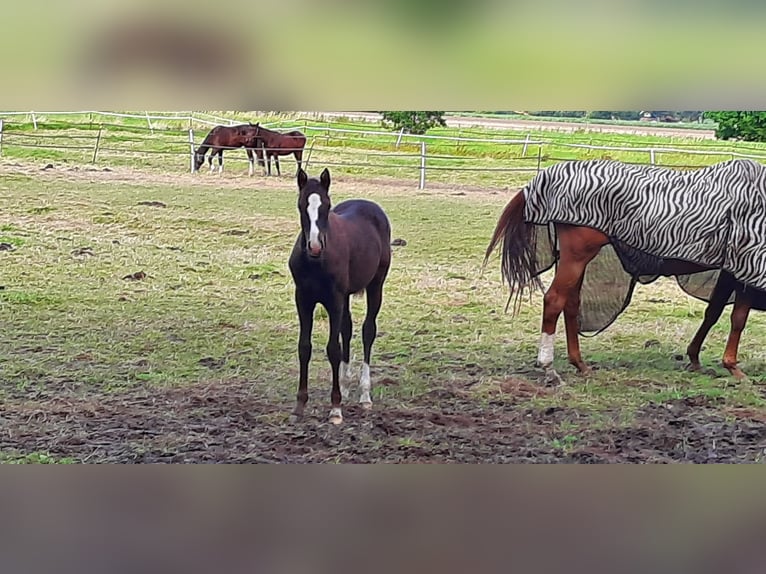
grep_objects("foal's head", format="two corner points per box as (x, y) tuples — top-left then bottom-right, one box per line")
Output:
(296, 167), (332, 258)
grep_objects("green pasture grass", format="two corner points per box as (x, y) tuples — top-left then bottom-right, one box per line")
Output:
(0, 168), (763, 443)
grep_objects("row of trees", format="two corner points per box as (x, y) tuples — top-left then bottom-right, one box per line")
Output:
(525, 111), (704, 122)
(377, 111), (766, 142)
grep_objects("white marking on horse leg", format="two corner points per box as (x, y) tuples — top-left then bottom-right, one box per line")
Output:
(536, 332), (555, 368)
(307, 193), (322, 252)
(248, 159), (254, 177)
(209, 162), (214, 173)
(340, 361), (352, 400)
(359, 362), (372, 409)
(329, 407), (343, 425)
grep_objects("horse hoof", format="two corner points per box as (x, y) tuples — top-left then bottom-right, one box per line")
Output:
(289, 413), (302, 424)
(576, 364), (592, 376)
(359, 401), (372, 410)
(728, 368), (748, 381)
(542, 369), (563, 387)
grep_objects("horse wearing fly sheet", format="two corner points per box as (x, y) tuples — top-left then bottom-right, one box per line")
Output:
(485, 158), (766, 383)
(288, 167), (392, 424)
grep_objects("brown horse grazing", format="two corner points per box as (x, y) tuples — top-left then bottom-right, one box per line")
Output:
(485, 191), (760, 381)
(194, 124), (264, 176)
(250, 123), (306, 176)
(288, 167), (392, 424)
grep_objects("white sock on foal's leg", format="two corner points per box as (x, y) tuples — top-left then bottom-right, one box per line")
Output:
(340, 361), (353, 400)
(359, 363), (372, 409)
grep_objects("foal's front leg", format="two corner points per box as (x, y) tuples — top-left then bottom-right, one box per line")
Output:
(325, 294), (345, 424)
(292, 291), (316, 422)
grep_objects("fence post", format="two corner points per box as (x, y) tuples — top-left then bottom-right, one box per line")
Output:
(303, 137), (316, 171)
(649, 149), (656, 165)
(0, 119), (4, 156)
(395, 127), (405, 149)
(522, 134), (530, 157)
(419, 141), (426, 189)
(536, 145), (542, 172)
(145, 112), (154, 134)
(92, 126), (102, 163)
(189, 129), (195, 172)
(31, 111), (37, 130)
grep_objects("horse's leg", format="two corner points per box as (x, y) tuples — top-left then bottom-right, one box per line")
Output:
(722, 289), (752, 380)
(538, 227), (603, 382)
(217, 150), (223, 174)
(292, 290), (316, 422)
(208, 151), (214, 172)
(295, 150), (303, 172)
(325, 293), (345, 424)
(246, 148), (254, 177)
(274, 155), (281, 177)
(562, 273), (589, 374)
(359, 279), (385, 409)
(687, 272), (735, 372)
(339, 297), (354, 400)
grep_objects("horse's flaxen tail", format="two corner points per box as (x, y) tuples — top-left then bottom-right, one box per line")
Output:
(483, 190), (543, 313)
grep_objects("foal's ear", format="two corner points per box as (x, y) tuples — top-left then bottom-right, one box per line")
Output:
(297, 167), (308, 190)
(320, 168), (331, 190)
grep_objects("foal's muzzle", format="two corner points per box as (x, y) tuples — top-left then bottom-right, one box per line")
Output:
(307, 236), (323, 257)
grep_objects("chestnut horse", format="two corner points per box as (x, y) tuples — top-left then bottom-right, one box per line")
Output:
(485, 191), (759, 381)
(250, 123), (306, 177)
(194, 124), (263, 176)
(288, 167), (392, 424)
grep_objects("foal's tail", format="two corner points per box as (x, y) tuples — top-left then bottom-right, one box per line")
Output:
(483, 190), (543, 313)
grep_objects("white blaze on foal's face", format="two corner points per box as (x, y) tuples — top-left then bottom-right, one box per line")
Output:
(306, 193), (323, 254)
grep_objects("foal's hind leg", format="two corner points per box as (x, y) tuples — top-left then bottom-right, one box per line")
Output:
(359, 279), (385, 409)
(339, 297), (354, 400)
(687, 272), (734, 373)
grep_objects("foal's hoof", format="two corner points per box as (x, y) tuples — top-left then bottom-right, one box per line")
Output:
(685, 362), (701, 373)
(289, 413), (303, 424)
(359, 401), (373, 411)
(328, 408), (343, 425)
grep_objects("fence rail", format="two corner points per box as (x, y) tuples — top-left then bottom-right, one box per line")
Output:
(0, 110), (764, 189)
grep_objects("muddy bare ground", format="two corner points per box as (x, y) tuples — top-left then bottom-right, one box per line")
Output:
(1, 381), (764, 463)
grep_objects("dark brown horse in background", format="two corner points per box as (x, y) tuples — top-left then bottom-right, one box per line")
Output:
(194, 124), (264, 176)
(249, 123), (306, 177)
(288, 167), (391, 424)
(485, 191), (760, 382)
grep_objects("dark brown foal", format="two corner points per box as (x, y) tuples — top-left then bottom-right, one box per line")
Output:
(288, 167), (392, 424)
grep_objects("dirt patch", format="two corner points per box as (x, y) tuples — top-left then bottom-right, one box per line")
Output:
(0, 160), (516, 202)
(0, 382), (762, 463)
